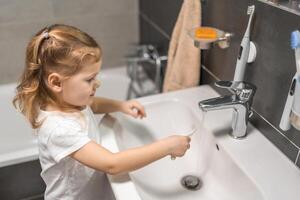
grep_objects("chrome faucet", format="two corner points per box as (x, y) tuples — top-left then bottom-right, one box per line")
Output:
(199, 81), (256, 139)
(125, 44), (167, 98)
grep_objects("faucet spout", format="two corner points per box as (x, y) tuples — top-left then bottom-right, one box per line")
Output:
(199, 95), (238, 112)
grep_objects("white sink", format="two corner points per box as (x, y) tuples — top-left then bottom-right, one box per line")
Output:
(100, 85), (300, 200)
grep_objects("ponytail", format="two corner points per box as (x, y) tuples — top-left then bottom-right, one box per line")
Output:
(13, 28), (50, 128)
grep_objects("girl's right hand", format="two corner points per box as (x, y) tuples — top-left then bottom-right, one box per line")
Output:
(165, 135), (191, 158)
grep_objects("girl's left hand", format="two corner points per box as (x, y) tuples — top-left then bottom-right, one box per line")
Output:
(120, 100), (147, 119)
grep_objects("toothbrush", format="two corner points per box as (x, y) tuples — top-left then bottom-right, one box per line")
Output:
(233, 5), (255, 81)
(279, 30), (300, 131)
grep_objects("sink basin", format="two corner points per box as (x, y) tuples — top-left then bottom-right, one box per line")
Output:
(100, 85), (300, 200)
(112, 100), (263, 200)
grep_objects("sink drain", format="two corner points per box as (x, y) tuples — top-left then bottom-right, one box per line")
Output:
(181, 175), (202, 191)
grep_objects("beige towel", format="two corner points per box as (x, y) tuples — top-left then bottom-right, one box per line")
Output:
(163, 0), (201, 92)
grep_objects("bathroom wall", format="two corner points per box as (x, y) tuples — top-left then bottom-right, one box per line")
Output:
(139, 0), (300, 168)
(0, 0), (139, 84)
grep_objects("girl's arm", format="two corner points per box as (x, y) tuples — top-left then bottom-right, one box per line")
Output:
(90, 97), (146, 118)
(90, 97), (123, 114)
(70, 136), (190, 175)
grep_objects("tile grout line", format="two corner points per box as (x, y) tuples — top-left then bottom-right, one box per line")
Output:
(201, 65), (221, 81)
(251, 108), (300, 150)
(202, 65), (300, 151)
(139, 12), (171, 40)
(20, 193), (44, 200)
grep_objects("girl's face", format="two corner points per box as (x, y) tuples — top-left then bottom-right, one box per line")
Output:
(61, 61), (101, 108)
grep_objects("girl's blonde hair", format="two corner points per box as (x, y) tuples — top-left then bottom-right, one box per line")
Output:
(13, 24), (102, 129)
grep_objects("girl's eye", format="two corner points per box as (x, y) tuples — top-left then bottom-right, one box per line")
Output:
(86, 77), (95, 83)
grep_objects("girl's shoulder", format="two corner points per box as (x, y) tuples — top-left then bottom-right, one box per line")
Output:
(37, 110), (85, 138)
(39, 109), (79, 124)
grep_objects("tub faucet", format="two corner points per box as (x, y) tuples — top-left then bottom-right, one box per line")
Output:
(199, 81), (256, 139)
(125, 44), (167, 98)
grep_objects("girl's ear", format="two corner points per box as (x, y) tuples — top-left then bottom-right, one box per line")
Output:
(47, 73), (63, 93)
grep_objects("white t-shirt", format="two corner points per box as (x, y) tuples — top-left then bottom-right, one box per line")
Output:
(37, 106), (114, 200)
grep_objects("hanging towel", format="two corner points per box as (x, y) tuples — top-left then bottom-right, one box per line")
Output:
(163, 0), (201, 92)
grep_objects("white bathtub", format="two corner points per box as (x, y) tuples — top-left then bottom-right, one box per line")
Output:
(0, 66), (130, 167)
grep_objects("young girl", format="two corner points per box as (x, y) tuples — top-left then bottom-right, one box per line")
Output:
(13, 24), (191, 200)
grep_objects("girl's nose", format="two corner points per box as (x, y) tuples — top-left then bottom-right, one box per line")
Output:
(94, 79), (101, 88)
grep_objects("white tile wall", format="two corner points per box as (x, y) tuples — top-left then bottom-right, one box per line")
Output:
(0, 0), (139, 84)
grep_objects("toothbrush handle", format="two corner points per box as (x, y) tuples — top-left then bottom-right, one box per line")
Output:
(234, 38), (250, 81)
(279, 75), (297, 131)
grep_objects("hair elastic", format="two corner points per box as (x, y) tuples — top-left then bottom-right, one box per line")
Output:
(42, 31), (49, 39)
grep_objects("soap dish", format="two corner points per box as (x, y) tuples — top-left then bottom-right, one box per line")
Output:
(188, 27), (234, 49)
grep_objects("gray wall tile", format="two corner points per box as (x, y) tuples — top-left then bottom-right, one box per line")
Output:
(51, 0), (138, 18)
(140, 15), (170, 53)
(140, 0), (182, 36)
(0, 0), (54, 24)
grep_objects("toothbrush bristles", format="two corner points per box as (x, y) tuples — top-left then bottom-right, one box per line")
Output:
(247, 5), (255, 15)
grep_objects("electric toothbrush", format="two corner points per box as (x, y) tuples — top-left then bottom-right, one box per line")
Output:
(233, 5), (256, 81)
(279, 30), (300, 131)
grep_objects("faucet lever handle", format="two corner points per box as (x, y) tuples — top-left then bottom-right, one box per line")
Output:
(215, 81), (256, 99)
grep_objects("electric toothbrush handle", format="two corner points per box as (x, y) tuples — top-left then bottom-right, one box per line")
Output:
(234, 40), (250, 81)
(279, 76), (297, 131)
(280, 93), (293, 131)
(234, 59), (247, 81)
